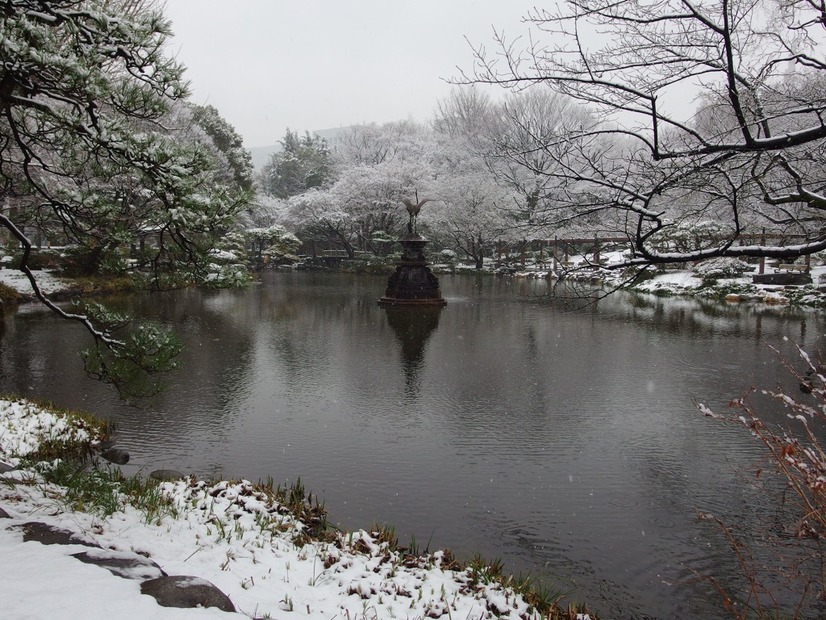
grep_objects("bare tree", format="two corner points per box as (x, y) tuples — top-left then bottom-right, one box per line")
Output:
(489, 88), (597, 237)
(464, 0), (826, 266)
(433, 87), (497, 148)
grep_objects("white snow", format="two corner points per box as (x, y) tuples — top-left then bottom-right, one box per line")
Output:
(633, 270), (704, 293)
(0, 399), (591, 620)
(0, 267), (72, 296)
(0, 399), (100, 465)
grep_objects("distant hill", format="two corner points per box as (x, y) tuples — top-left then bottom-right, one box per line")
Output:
(248, 144), (280, 171)
(247, 127), (355, 172)
(312, 126), (353, 145)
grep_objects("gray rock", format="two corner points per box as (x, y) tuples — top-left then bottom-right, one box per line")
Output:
(100, 447), (130, 465)
(20, 522), (100, 547)
(140, 575), (235, 612)
(149, 469), (185, 482)
(0, 506), (10, 519)
(72, 548), (167, 580)
(97, 438), (118, 451)
(0, 460), (14, 473)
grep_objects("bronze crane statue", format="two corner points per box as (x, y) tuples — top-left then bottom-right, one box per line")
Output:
(402, 192), (432, 235)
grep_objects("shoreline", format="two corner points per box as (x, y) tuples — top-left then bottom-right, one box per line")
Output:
(0, 398), (595, 619)
(2, 256), (825, 311)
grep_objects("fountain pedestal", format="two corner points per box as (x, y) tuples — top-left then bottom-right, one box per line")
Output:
(378, 234), (446, 307)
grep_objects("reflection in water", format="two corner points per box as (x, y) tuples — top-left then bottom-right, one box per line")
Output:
(384, 307), (442, 398)
(1, 272), (825, 619)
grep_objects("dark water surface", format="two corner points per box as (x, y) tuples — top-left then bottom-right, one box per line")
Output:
(2, 272), (824, 619)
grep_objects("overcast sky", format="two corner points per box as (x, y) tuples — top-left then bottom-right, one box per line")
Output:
(161, 1), (545, 148)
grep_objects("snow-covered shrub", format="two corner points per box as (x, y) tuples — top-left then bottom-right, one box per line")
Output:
(693, 257), (751, 281)
(649, 220), (729, 254)
(439, 249), (457, 262)
(200, 232), (252, 287)
(246, 225), (301, 266)
(204, 263), (251, 288)
(370, 230), (394, 244)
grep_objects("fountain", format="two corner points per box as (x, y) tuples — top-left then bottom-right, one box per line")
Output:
(377, 196), (446, 308)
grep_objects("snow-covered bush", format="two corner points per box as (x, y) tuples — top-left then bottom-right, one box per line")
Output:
(246, 225), (301, 267)
(201, 233), (251, 287)
(649, 220), (729, 254)
(439, 249), (457, 262)
(204, 264), (250, 288)
(693, 257), (752, 281)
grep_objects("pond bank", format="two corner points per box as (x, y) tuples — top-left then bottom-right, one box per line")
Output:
(2, 255), (826, 309)
(0, 399), (594, 619)
(0, 269), (140, 304)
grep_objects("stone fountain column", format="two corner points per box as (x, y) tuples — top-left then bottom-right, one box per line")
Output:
(377, 233), (446, 307)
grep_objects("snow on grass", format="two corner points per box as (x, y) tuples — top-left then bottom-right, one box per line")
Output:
(0, 399), (592, 620)
(0, 267), (72, 296)
(633, 271), (704, 294)
(0, 399), (105, 466)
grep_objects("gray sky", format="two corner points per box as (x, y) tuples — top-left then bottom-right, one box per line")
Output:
(162, 1), (544, 148)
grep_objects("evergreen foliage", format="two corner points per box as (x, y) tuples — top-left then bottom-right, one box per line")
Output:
(262, 129), (332, 199)
(0, 0), (250, 397)
(189, 103), (254, 192)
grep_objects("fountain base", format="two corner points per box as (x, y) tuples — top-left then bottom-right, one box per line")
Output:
(377, 234), (446, 308)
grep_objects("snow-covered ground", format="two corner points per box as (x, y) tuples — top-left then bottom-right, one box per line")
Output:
(504, 250), (826, 306)
(624, 264), (826, 305)
(0, 399), (591, 619)
(0, 267), (72, 297)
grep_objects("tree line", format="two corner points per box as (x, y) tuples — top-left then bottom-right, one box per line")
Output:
(257, 0), (826, 274)
(255, 90), (594, 269)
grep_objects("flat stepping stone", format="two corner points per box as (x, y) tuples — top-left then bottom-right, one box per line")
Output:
(140, 575), (235, 612)
(72, 548), (167, 580)
(19, 522), (100, 548)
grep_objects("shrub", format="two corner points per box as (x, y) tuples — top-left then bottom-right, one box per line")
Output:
(59, 245), (129, 277)
(694, 257), (752, 282)
(699, 345), (826, 618)
(0, 282), (23, 303)
(439, 249), (457, 262)
(9, 249), (62, 271)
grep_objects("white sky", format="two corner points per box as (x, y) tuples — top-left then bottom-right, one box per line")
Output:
(161, 1), (546, 148)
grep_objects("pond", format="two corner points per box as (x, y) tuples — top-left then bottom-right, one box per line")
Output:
(1, 271), (824, 619)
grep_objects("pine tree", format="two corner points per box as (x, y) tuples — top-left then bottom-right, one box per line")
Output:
(0, 0), (249, 397)
(262, 129), (331, 199)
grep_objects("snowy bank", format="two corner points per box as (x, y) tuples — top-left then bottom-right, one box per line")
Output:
(0, 268), (74, 300)
(505, 251), (826, 307)
(0, 399), (593, 619)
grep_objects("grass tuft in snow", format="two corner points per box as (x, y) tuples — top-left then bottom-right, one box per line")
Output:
(32, 459), (177, 520)
(0, 395), (110, 463)
(256, 475), (333, 544)
(38, 460), (122, 515)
